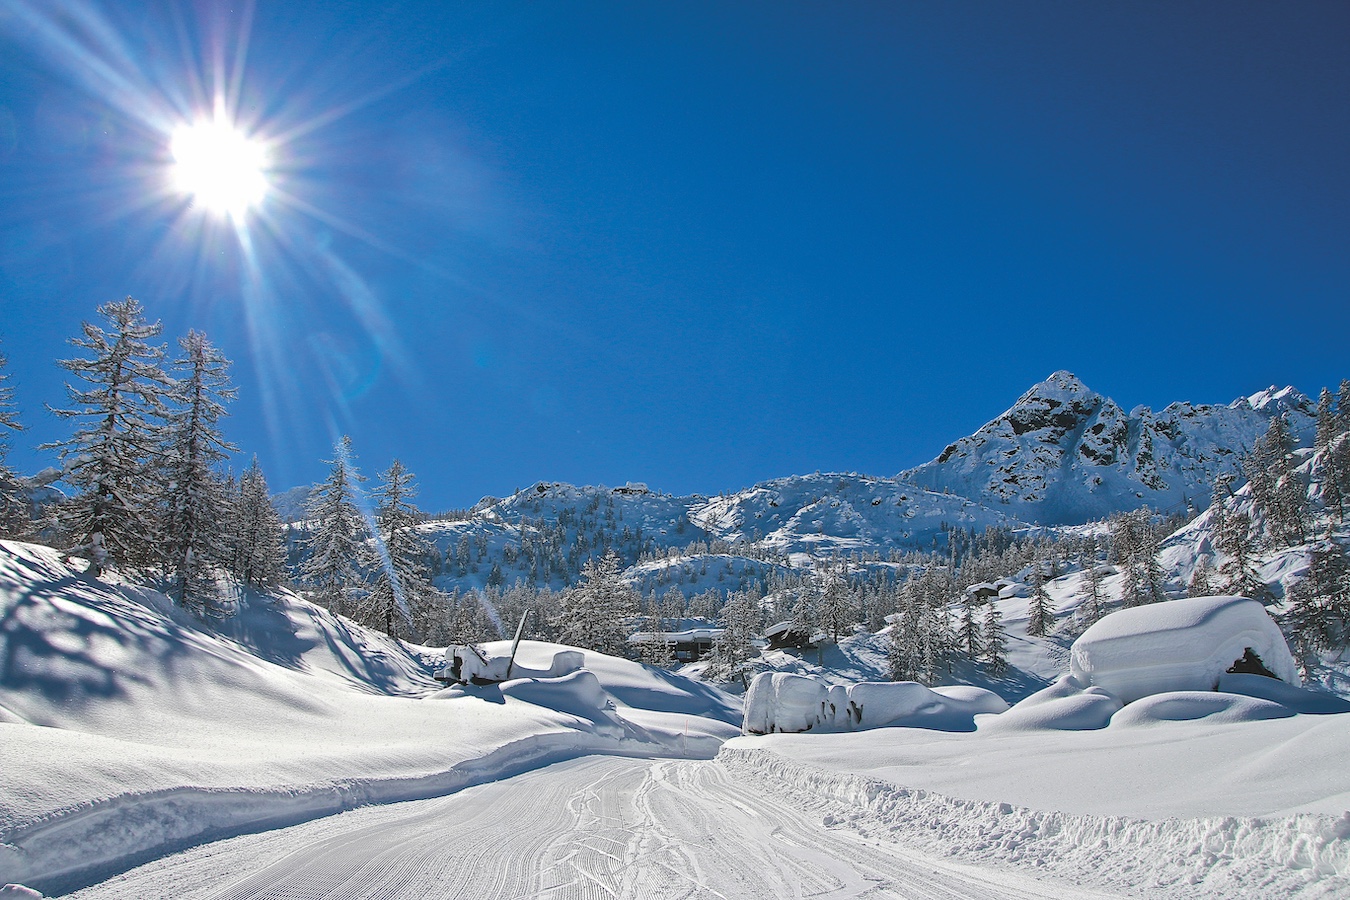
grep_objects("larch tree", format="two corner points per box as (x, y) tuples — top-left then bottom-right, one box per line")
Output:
(1283, 533), (1350, 678)
(957, 592), (984, 656)
(1025, 566), (1054, 636)
(160, 331), (238, 615)
(0, 343), (25, 536)
(45, 298), (171, 575)
(232, 456), (287, 589)
(555, 550), (638, 656)
(301, 436), (368, 617)
(982, 600), (1008, 675)
(361, 459), (438, 639)
(1077, 554), (1106, 625)
(1216, 508), (1270, 603)
(704, 590), (760, 687)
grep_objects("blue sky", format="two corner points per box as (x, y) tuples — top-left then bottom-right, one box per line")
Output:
(1, 1), (1347, 511)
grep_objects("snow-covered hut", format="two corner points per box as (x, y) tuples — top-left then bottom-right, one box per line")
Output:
(1069, 595), (1297, 704)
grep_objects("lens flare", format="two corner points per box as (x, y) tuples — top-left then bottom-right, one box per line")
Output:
(171, 117), (269, 218)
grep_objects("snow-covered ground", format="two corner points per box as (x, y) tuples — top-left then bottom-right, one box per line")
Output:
(0, 541), (736, 894)
(4, 538), (1350, 898)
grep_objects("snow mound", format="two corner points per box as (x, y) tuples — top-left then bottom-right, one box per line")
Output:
(1110, 691), (1295, 727)
(742, 672), (1006, 735)
(978, 674), (1122, 732)
(1070, 595), (1297, 703)
(1217, 673), (1350, 715)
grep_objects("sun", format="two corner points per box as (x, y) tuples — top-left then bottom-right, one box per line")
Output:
(170, 117), (270, 219)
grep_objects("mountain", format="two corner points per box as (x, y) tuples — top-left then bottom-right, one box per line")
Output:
(280, 372), (1322, 601)
(902, 371), (1316, 525)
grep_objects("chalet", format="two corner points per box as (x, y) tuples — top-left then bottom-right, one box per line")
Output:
(627, 627), (723, 662)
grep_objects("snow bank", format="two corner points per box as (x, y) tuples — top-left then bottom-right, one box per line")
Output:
(718, 747), (1350, 899)
(1070, 595), (1297, 703)
(742, 672), (1006, 735)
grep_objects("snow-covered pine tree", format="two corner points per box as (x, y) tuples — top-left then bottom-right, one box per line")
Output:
(1216, 508), (1271, 604)
(982, 600), (1008, 675)
(232, 456), (287, 589)
(1187, 557), (1215, 598)
(360, 459), (438, 638)
(0, 342), (25, 537)
(555, 550), (638, 656)
(815, 564), (856, 644)
(1077, 553), (1106, 625)
(159, 331), (238, 615)
(301, 436), (368, 617)
(1025, 566), (1054, 636)
(45, 298), (171, 575)
(887, 595), (922, 682)
(1283, 533), (1350, 678)
(1246, 414), (1308, 547)
(1315, 388), (1347, 521)
(704, 591), (760, 687)
(957, 592), (984, 656)
(1112, 508), (1165, 607)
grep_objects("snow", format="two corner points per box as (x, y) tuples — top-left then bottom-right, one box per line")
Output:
(0, 541), (737, 894)
(743, 671), (1007, 735)
(1069, 595), (1298, 702)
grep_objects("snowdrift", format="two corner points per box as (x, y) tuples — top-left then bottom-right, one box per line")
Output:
(1069, 595), (1297, 703)
(0, 541), (738, 893)
(742, 672), (1007, 735)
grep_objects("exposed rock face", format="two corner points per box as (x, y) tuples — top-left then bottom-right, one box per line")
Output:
(902, 372), (1315, 525)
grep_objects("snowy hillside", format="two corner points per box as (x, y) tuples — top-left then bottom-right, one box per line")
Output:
(903, 371), (1316, 525)
(0, 541), (738, 893)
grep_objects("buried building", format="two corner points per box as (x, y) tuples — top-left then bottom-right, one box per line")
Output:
(1068, 595), (1298, 704)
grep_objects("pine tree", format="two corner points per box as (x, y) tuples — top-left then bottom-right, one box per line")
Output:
(301, 436), (368, 617)
(555, 551), (638, 656)
(158, 331), (237, 615)
(1112, 509), (1165, 607)
(1025, 567), (1054, 636)
(1315, 388), (1347, 521)
(704, 591), (760, 687)
(1078, 556), (1106, 625)
(958, 593), (984, 656)
(815, 565), (856, 644)
(1187, 557), (1215, 598)
(1283, 535), (1350, 679)
(0, 343), (25, 536)
(1246, 414), (1307, 547)
(1216, 509), (1271, 603)
(45, 298), (171, 575)
(360, 459), (438, 638)
(232, 456), (287, 589)
(982, 601), (1007, 675)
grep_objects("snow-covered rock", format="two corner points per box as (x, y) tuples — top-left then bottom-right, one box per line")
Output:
(742, 672), (1006, 735)
(1069, 595), (1297, 703)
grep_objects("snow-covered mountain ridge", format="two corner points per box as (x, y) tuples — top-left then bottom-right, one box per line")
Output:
(902, 371), (1315, 525)
(375, 372), (1317, 598)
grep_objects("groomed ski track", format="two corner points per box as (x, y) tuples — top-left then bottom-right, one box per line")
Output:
(66, 755), (1097, 900)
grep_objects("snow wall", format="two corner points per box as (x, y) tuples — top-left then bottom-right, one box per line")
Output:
(742, 672), (1007, 735)
(1069, 595), (1297, 704)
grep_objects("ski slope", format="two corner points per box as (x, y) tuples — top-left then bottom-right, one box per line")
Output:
(65, 755), (1100, 900)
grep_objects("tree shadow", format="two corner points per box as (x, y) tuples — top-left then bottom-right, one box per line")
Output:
(0, 552), (192, 718)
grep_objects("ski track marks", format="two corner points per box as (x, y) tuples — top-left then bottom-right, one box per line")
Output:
(66, 756), (1089, 900)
